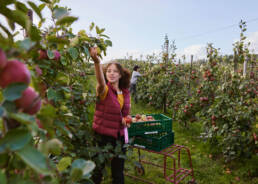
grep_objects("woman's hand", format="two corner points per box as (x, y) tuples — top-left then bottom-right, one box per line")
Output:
(89, 47), (100, 63)
(122, 117), (131, 128)
(122, 118), (127, 126)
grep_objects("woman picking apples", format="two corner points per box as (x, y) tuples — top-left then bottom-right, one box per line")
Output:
(90, 47), (131, 184)
(130, 65), (142, 103)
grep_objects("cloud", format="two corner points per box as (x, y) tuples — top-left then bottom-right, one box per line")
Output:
(177, 44), (207, 61)
(246, 31), (258, 54)
(102, 48), (161, 63)
(102, 44), (209, 63)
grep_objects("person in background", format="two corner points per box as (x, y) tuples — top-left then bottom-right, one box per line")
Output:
(89, 47), (131, 184)
(130, 65), (142, 103)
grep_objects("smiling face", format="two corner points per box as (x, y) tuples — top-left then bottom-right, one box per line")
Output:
(105, 63), (121, 85)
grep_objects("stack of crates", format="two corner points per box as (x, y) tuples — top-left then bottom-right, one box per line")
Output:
(128, 114), (174, 152)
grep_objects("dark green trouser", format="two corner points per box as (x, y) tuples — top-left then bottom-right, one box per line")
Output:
(92, 133), (126, 184)
(130, 83), (137, 103)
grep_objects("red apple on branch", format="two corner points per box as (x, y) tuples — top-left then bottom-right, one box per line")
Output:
(53, 50), (61, 61)
(15, 87), (42, 115)
(36, 118), (43, 129)
(0, 48), (7, 70)
(38, 49), (48, 60)
(0, 60), (31, 88)
(35, 65), (42, 76)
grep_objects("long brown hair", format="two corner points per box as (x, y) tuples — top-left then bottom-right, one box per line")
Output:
(103, 61), (131, 89)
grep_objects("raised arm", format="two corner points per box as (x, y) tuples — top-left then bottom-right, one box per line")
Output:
(89, 47), (106, 96)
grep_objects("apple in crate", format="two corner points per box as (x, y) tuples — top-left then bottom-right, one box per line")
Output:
(147, 115), (155, 121)
(132, 117), (137, 123)
(141, 115), (147, 121)
(135, 114), (141, 120)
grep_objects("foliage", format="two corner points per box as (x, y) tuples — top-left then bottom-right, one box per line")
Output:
(132, 22), (257, 162)
(0, 0), (116, 183)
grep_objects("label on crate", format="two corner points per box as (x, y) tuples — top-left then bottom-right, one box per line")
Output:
(134, 144), (146, 149)
(144, 131), (158, 135)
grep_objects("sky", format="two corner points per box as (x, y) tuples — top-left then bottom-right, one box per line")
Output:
(2, 0), (258, 62)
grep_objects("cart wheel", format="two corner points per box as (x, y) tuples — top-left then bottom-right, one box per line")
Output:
(134, 164), (145, 176)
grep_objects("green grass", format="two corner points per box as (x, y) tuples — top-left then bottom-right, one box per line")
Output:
(100, 100), (258, 184)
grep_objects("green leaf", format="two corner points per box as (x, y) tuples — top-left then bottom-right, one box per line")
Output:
(0, 153), (9, 168)
(53, 7), (68, 19)
(13, 31), (20, 37)
(0, 23), (13, 41)
(0, 106), (5, 117)
(56, 16), (78, 26)
(104, 40), (112, 47)
(60, 56), (67, 66)
(71, 168), (83, 181)
(89, 22), (94, 31)
(99, 34), (110, 39)
(71, 159), (95, 177)
(95, 26), (105, 34)
(0, 170), (7, 184)
(38, 18), (45, 28)
(82, 179), (94, 184)
(56, 72), (69, 84)
(99, 28), (105, 34)
(3, 83), (27, 101)
(39, 0), (51, 3)
(47, 88), (63, 102)
(15, 2), (28, 13)
(11, 10), (31, 30)
(8, 175), (35, 184)
(9, 113), (35, 125)
(57, 156), (72, 172)
(38, 104), (56, 119)
(27, 1), (43, 19)
(68, 47), (79, 60)
(0, 7), (14, 29)
(0, 34), (10, 48)
(7, 19), (15, 31)
(0, 0), (15, 6)
(17, 38), (36, 51)
(47, 35), (69, 44)
(16, 144), (52, 175)
(55, 121), (72, 138)
(83, 46), (89, 56)
(47, 88), (57, 101)
(47, 50), (55, 59)
(95, 26), (100, 34)
(28, 25), (41, 41)
(0, 129), (32, 153)
(2, 101), (16, 112)
(38, 4), (46, 11)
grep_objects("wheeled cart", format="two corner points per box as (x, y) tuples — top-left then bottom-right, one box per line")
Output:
(125, 144), (196, 184)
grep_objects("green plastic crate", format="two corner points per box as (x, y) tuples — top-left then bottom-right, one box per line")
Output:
(132, 132), (174, 152)
(128, 114), (172, 136)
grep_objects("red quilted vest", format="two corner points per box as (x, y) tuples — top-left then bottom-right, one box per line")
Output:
(93, 82), (130, 138)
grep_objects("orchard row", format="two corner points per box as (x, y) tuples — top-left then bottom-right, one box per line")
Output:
(123, 28), (257, 163)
